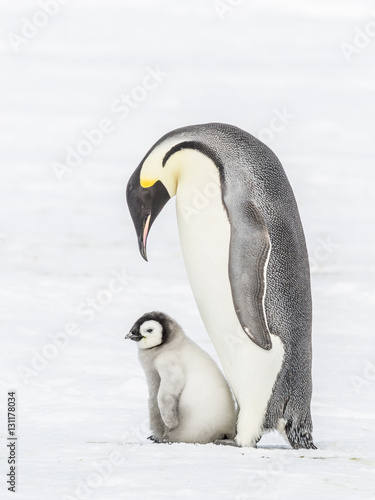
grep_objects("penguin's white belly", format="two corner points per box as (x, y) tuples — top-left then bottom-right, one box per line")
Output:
(175, 152), (285, 445)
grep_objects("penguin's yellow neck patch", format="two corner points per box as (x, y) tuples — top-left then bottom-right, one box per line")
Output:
(140, 178), (158, 188)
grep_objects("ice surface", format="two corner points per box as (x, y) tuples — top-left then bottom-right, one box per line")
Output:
(0, 1), (374, 499)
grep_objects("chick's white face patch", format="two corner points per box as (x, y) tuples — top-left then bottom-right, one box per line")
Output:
(138, 320), (163, 349)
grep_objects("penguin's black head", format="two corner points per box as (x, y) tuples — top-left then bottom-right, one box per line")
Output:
(125, 311), (175, 349)
(126, 165), (170, 261)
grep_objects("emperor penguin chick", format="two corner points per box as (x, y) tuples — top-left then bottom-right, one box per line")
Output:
(126, 312), (237, 444)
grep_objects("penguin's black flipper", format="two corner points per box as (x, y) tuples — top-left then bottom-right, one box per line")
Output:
(226, 198), (272, 350)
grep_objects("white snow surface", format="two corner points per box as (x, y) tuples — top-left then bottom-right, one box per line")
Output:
(1, 1), (375, 499)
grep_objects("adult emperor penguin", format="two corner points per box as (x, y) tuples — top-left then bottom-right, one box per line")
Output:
(126, 123), (316, 449)
(126, 311), (237, 444)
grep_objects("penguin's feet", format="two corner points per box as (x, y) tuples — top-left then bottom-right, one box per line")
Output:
(148, 434), (174, 445)
(213, 438), (239, 447)
(284, 421), (317, 450)
(147, 434), (162, 443)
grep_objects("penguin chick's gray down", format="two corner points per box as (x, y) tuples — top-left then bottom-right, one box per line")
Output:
(126, 312), (237, 444)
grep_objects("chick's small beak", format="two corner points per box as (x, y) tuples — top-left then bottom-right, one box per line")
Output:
(125, 330), (143, 342)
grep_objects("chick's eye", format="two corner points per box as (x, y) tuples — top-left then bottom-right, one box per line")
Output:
(146, 328), (153, 333)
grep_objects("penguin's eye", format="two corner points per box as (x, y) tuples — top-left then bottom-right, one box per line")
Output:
(146, 328), (153, 333)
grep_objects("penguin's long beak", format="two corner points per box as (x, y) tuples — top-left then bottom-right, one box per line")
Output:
(126, 168), (170, 262)
(140, 214), (151, 261)
(125, 330), (143, 342)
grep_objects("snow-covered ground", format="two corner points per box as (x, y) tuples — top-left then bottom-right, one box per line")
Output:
(1, 1), (375, 498)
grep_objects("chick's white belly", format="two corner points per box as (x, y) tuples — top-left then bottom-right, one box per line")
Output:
(173, 348), (236, 442)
